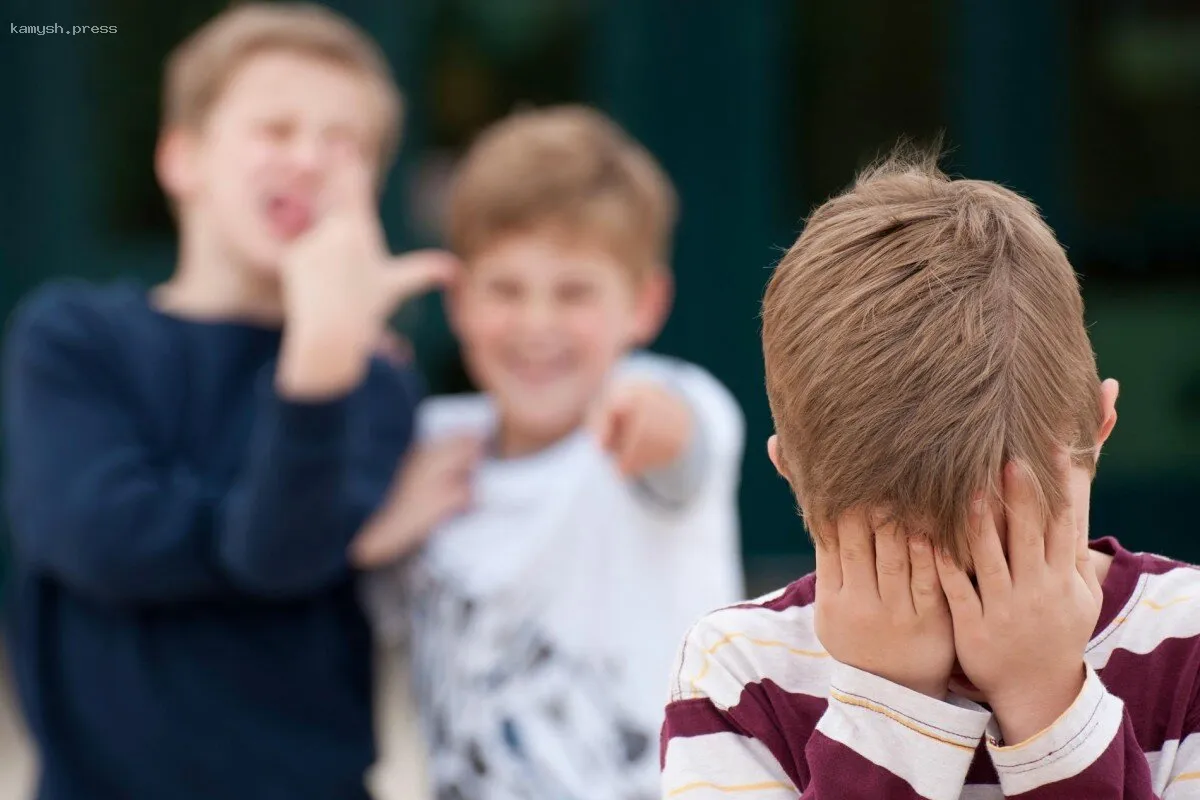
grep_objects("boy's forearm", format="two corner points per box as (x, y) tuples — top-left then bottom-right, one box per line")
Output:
(662, 666), (987, 800)
(808, 662), (989, 800)
(988, 666), (1159, 798)
(217, 385), (361, 596)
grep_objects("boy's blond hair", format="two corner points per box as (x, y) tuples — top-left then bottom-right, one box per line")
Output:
(762, 150), (1102, 567)
(163, 2), (403, 168)
(446, 105), (678, 278)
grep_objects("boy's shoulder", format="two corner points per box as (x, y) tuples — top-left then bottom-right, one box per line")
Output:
(8, 279), (147, 344)
(1090, 537), (1200, 668)
(5, 279), (158, 373)
(416, 393), (496, 441)
(667, 573), (825, 710)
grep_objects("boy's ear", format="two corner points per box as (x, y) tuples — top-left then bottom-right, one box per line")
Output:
(769, 434), (808, 517)
(631, 268), (674, 346)
(767, 435), (786, 479)
(155, 126), (199, 203)
(1095, 378), (1120, 457)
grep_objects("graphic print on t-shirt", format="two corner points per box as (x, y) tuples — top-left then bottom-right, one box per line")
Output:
(407, 561), (657, 800)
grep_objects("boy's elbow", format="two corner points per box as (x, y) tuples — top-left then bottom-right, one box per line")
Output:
(13, 509), (151, 604)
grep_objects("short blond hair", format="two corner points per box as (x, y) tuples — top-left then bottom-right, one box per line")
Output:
(163, 2), (403, 168)
(446, 105), (678, 278)
(762, 150), (1102, 567)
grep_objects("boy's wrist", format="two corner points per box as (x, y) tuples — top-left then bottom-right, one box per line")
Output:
(904, 677), (950, 702)
(276, 321), (372, 400)
(988, 663), (1087, 745)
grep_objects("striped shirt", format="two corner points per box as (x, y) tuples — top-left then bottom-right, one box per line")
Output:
(661, 537), (1200, 799)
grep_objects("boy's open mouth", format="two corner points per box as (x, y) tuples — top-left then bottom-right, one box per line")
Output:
(264, 193), (314, 239)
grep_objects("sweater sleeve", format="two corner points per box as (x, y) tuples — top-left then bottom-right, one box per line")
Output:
(661, 617), (991, 800)
(988, 665), (1162, 798)
(2, 288), (400, 604)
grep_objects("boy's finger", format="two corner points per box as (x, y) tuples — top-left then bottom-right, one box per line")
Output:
(872, 514), (912, 612)
(348, 518), (393, 567)
(382, 251), (459, 307)
(323, 145), (375, 217)
(1004, 459), (1047, 582)
(908, 538), (944, 615)
(1046, 447), (1079, 570)
(587, 406), (616, 453)
(588, 393), (627, 455)
(968, 495), (1011, 602)
(436, 482), (474, 519)
(812, 523), (843, 594)
(615, 405), (649, 475)
(837, 509), (878, 597)
(935, 550), (982, 622)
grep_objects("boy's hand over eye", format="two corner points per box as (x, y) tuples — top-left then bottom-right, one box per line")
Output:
(277, 147), (459, 399)
(814, 511), (955, 700)
(348, 435), (484, 568)
(935, 450), (1103, 745)
(587, 380), (692, 477)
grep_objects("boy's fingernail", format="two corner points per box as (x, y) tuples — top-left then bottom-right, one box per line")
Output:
(909, 538), (928, 552)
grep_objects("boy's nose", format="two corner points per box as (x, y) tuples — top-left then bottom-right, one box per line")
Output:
(285, 135), (329, 175)
(519, 298), (560, 334)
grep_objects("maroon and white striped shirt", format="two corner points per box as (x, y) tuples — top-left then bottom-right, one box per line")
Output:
(661, 538), (1200, 799)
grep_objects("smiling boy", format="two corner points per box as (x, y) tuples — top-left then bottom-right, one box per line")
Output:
(356, 105), (746, 800)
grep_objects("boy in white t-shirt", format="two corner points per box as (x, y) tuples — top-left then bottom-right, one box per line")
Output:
(350, 105), (745, 800)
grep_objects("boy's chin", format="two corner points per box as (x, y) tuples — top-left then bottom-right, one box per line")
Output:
(495, 402), (590, 448)
(234, 239), (288, 279)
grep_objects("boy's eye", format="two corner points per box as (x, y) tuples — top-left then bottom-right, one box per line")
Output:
(486, 280), (522, 301)
(325, 127), (360, 151)
(260, 120), (293, 141)
(558, 283), (595, 304)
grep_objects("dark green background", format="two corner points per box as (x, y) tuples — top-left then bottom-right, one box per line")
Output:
(3, 0), (1198, 591)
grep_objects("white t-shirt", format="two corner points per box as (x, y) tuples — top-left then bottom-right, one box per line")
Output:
(365, 352), (745, 800)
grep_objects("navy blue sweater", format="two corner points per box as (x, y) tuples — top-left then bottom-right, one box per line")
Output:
(2, 281), (419, 799)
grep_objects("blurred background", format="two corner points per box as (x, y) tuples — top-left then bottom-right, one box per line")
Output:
(2, 0), (1198, 795)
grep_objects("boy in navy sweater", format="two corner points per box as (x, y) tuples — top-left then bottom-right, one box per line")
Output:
(1, 5), (455, 798)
